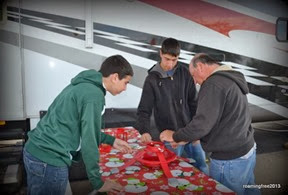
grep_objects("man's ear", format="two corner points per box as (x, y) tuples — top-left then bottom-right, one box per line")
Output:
(197, 62), (204, 72)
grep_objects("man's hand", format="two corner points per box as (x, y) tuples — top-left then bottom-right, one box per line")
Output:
(113, 138), (132, 153)
(171, 141), (188, 148)
(98, 180), (123, 193)
(160, 130), (175, 142)
(192, 140), (200, 145)
(170, 141), (179, 149)
(140, 133), (152, 143)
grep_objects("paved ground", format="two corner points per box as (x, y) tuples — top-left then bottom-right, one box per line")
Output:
(255, 150), (288, 195)
(252, 121), (288, 195)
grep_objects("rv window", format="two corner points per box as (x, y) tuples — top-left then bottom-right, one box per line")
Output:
(0, 0), (7, 24)
(276, 17), (288, 42)
(0, 1), (3, 22)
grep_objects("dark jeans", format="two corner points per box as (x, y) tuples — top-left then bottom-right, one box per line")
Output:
(23, 148), (68, 195)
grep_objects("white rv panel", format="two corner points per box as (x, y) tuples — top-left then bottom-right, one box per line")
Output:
(23, 50), (85, 118)
(0, 42), (24, 120)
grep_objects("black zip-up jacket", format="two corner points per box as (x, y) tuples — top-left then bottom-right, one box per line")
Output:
(134, 63), (197, 134)
(173, 68), (255, 160)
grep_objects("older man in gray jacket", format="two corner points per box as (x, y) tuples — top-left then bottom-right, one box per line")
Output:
(160, 53), (260, 195)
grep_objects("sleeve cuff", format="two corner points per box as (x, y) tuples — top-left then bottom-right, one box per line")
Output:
(172, 131), (182, 142)
(93, 179), (104, 190)
(101, 132), (116, 145)
(108, 136), (116, 145)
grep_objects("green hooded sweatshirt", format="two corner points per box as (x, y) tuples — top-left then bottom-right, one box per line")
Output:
(25, 69), (115, 190)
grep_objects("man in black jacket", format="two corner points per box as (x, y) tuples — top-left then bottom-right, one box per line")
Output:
(160, 53), (260, 195)
(134, 38), (208, 174)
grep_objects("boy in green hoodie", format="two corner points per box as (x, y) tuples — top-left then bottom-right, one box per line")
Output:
(23, 55), (134, 194)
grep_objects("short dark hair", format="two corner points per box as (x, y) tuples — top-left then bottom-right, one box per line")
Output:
(161, 38), (180, 57)
(99, 55), (133, 79)
(192, 53), (219, 67)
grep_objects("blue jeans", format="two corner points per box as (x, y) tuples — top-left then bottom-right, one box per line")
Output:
(164, 141), (209, 175)
(164, 141), (184, 156)
(23, 148), (68, 195)
(184, 143), (209, 175)
(210, 144), (261, 195)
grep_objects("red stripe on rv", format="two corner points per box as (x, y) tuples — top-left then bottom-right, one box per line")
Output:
(139, 0), (274, 37)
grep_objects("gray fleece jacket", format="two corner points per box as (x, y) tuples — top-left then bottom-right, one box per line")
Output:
(173, 65), (255, 160)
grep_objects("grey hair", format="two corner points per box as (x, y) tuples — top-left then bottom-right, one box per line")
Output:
(191, 53), (220, 67)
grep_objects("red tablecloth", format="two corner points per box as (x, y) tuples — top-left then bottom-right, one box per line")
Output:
(99, 127), (236, 195)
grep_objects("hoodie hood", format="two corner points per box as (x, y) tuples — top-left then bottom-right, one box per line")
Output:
(212, 68), (249, 94)
(148, 62), (177, 78)
(71, 69), (105, 94)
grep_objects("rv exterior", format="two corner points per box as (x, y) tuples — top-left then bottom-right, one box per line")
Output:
(0, 0), (287, 193)
(1, 0), (288, 127)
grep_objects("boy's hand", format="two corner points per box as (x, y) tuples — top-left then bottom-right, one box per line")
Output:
(98, 180), (123, 193)
(140, 133), (152, 143)
(113, 138), (132, 153)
